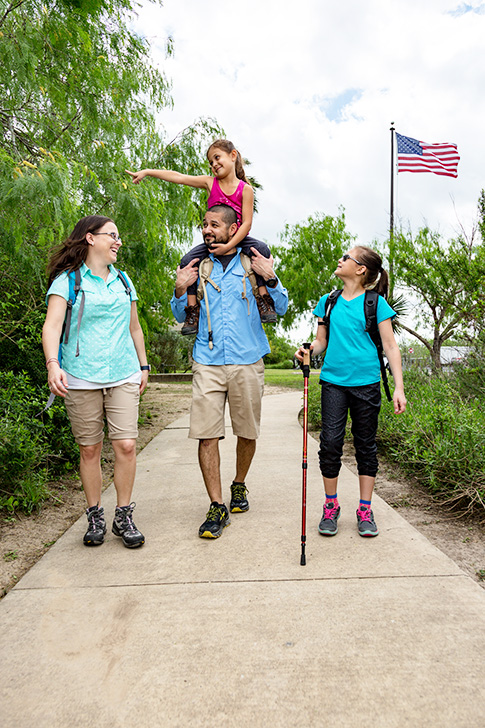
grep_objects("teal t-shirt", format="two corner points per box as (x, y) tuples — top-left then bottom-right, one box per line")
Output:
(47, 263), (140, 383)
(313, 292), (396, 387)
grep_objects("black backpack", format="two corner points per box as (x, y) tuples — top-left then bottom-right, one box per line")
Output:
(321, 289), (392, 402)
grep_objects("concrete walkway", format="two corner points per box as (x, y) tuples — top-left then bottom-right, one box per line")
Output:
(1, 391), (484, 727)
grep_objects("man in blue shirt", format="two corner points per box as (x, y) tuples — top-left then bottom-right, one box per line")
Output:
(171, 205), (288, 539)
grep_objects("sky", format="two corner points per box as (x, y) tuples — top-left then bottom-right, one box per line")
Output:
(132, 0), (485, 248)
(132, 1), (484, 340)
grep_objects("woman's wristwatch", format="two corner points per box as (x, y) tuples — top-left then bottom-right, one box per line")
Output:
(140, 365), (151, 371)
(265, 276), (278, 288)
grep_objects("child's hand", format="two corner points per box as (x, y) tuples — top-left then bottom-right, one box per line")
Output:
(393, 388), (407, 415)
(208, 240), (236, 256)
(294, 343), (313, 362)
(125, 169), (147, 184)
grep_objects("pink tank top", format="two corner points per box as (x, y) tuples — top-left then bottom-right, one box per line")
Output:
(207, 177), (246, 226)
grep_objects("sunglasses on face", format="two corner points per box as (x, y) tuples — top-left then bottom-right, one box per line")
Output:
(342, 253), (364, 266)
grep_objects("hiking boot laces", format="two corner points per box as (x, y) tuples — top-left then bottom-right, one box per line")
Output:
(113, 502), (145, 548)
(84, 505), (106, 546)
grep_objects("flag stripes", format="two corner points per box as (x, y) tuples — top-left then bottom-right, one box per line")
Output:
(396, 133), (459, 178)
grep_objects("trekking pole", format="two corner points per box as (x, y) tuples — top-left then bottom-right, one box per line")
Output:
(300, 343), (311, 566)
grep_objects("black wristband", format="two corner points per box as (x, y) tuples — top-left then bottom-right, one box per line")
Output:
(140, 365), (151, 371)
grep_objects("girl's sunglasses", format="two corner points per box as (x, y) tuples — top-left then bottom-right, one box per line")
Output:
(342, 253), (364, 266)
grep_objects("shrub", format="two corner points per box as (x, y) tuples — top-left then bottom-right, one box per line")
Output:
(265, 359), (294, 369)
(378, 369), (485, 514)
(0, 371), (78, 513)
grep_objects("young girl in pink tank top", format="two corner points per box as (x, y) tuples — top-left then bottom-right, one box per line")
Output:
(126, 139), (276, 334)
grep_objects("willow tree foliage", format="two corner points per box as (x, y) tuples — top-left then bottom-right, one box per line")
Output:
(0, 0), (222, 380)
(274, 209), (355, 330)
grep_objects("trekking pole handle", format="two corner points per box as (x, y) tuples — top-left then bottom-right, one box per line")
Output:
(302, 342), (311, 376)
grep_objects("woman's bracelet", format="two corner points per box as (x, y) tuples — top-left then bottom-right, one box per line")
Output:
(45, 357), (60, 368)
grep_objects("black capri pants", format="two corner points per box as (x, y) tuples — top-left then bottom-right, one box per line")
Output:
(319, 381), (381, 479)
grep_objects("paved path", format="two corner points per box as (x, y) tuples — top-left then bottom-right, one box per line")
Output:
(1, 391), (484, 727)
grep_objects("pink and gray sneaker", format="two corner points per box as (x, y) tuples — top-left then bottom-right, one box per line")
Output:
(356, 506), (379, 537)
(318, 502), (340, 536)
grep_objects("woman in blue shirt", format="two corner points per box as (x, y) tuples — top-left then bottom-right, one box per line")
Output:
(42, 215), (150, 549)
(296, 246), (406, 538)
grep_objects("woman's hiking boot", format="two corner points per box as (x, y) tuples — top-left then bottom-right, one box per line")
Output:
(198, 502), (231, 538)
(83, 504), (107, 546)
(255, 294), (277, 323)
(112, 502), (145, 548)
(230, 482), (250, 512)
(181, 304), (200, 335)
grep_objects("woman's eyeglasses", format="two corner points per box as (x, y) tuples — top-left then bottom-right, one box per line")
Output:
(91, 232), (122, 242)
(342, 253), (364, 265)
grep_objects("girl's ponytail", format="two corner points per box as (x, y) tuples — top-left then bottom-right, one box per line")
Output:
(355, 246), (389, 299)
(207, 139), (249, 184)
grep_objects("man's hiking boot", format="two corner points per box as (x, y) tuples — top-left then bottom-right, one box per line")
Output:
(198, 502), (231, 538)
(230, 482), (250, 512)
(83, 504), (106, 546)
(112, 502), (145, 548)
(256, 293), (277, 323)
(318, 502), (340, 536)
(356, 506), (379, 537)
(181, 304), (200, 335)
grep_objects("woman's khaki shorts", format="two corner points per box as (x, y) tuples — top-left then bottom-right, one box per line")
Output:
(64, 383), (140, 446)
(189, 359), (265, 440)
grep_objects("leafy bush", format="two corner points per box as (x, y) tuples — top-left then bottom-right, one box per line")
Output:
(0, 371), (78, 513)
(378, 370), (485, 514)
(266, 359), (294, 369)
(148, 329), (192, 372)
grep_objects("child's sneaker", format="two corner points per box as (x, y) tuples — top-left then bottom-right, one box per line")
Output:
(112, 502), (145, 548)
(318, 502), (340, 536)
(181, 304), (200, 335)
(230, 482), (249, 512)
(356, 506), (379, 537)
(199, 502), (231, 538)
(83, 504), (106, 546)
(256, 294), (277, 323)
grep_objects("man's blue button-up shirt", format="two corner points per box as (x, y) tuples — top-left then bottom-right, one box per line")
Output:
(171, 250), (289, 365)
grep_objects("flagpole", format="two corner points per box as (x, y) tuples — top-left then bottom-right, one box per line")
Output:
(389, 122), (396, 297)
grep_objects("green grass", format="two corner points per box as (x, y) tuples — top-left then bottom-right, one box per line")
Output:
(264, 368), (319, 389)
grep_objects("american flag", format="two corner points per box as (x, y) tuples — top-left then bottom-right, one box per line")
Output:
(396, 133), (459, 178)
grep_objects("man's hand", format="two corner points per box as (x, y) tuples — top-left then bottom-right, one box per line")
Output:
(250, 248), (276, 280)
(175, 258), (199, 298)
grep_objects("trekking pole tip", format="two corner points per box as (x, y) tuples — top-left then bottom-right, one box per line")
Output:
(300, 553), (306, 566)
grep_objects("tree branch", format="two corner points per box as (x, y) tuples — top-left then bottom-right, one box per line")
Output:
(400, 323), (432, 352)
(0, 1), (27, 27)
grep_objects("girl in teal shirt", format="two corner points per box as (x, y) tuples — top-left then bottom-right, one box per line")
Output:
(296, 246), (406, 538)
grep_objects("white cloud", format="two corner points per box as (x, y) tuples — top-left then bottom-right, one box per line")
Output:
(131, 0), (485, 254)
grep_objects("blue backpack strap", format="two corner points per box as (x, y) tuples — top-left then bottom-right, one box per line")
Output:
(63, 269), (82, 345)
(364, 290), (392, 402)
